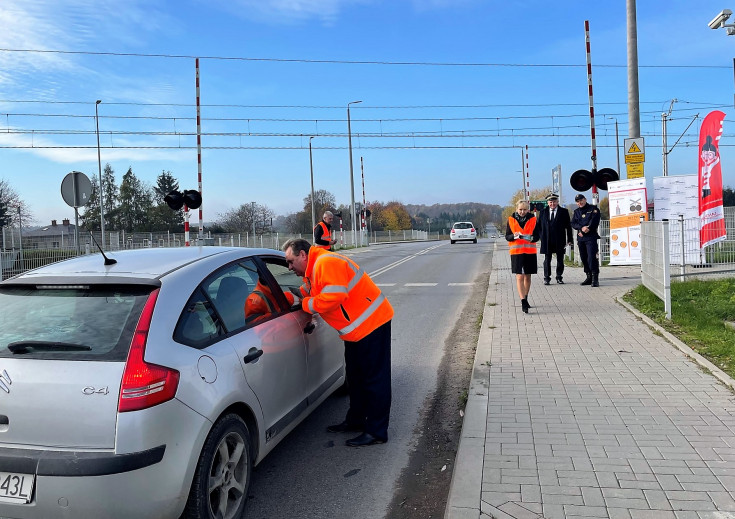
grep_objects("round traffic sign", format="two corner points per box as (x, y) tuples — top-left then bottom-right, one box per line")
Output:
(61, 171), (93, 208)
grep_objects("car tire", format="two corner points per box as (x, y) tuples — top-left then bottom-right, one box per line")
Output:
(451, 240), (455, 244)
(473, 239), (477, 244)
(183, 413), (252, 519)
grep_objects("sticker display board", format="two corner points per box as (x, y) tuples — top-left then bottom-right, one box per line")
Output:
(653, 175), (702, 265)
(608, 178), (648, 265)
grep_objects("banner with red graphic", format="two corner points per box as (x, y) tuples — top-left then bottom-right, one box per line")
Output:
(698, 110), (727, 248)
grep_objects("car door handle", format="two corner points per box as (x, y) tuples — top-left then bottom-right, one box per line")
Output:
(304, 322), (315, 334)
(244, 348), (263, 364)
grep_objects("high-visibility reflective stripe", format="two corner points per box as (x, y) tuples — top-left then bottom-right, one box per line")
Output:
(509, 243), (531, 250)
(321, 253), (359, 274)
(308, 298), (316, 313)
(338, 293), (385, 337)
(322, 285), (348, 294)
(347, 269), (364, 291)
(252, 290), (275, 313)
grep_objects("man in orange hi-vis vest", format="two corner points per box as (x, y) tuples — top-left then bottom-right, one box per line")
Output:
(283, 238), (393, 447)
(314, 211), (337, 250)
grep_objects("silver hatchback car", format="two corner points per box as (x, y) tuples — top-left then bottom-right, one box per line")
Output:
(0, 247), (344, 519)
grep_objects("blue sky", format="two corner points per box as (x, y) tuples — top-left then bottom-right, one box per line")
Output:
(1, 0), (735, 226)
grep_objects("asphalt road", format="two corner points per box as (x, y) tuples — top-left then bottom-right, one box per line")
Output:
(244, 238), (494, 519)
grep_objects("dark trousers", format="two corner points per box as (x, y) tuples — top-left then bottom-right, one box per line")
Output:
(344, 320), (392, 440)
(543, 250), (565, 281)
(578, 240), (599, 274)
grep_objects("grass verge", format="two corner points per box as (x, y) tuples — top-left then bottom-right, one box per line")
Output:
(623, 278), (735, 378)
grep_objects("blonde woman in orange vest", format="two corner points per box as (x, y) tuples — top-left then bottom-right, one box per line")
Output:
(505, 200), (540, 313)
(283, 238), (394, 447)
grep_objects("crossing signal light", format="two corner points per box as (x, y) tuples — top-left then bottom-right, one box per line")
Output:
(164, 190), (184, 210)
(183, 190), (202, 209)
(164, 189), (202, 211)
(570, 168), (619, 192)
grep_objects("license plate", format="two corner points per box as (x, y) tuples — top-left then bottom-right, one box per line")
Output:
(0, 471), (34, 504)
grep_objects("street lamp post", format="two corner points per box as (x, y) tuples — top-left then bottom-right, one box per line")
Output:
(347, 100), (362, 245)
(309, 136), (316, 239)
(95, 100), (105, 248)
(607, 116), (621, 176)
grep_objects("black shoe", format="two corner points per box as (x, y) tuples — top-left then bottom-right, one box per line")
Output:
(556, 278), (564, 284)
(327, 421), (363, 433)
(580, 275), (592, 286)
(346, 432), (386, 447)
(521, 298), (529, 313)
(592, 275), (599, 287)
(543, 279), (551, 285)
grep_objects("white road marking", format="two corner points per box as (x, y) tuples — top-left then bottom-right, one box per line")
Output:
(369, 244), (443, 278)
(404, 283), (438, 287)
(375, 283), (397, 287)
(448, 283), (474, 286)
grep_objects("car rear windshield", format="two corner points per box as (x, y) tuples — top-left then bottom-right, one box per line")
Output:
(0, 285), (153, 361)
(453, 223), (473, 229)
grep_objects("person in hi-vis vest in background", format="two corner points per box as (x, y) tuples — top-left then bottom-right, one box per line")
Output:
(505, 199), (540, 314)
(314, 211), (337, 250)
(283, 238), (394, 447)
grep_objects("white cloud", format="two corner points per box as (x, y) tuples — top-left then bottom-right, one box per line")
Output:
(0, 0), (175, 91)
(204, 0), (373, 25)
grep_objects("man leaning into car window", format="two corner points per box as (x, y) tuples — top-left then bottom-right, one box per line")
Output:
(283, 238), (393, 447)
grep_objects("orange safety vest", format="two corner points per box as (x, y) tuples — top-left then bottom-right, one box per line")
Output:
(300, 247), (393, 342)
(508, 216), (537, 255)
(313, 221), (332, 250)
(244, 280), (294, 325)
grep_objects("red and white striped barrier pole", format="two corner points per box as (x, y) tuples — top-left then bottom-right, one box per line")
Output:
(184, 205), (190, 246)
(585, 20), (600, 206)
(196, 58), (204, 239)
(360, 157), (366, 231)
(525, 145), (531, 200)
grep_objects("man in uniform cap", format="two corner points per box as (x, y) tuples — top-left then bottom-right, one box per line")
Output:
(570, 194), (601, 287)
(539, 193), (573, 285)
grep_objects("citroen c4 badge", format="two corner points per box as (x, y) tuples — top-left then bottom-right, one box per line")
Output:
(0, 370), (11, 393)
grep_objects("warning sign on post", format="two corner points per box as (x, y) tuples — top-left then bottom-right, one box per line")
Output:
(624, 137), (645, 178)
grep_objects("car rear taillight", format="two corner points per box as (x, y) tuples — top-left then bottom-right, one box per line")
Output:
(118, 289), (180, 413)
(471, 228), (475, 232)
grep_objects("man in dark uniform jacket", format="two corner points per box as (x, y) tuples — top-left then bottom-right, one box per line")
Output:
(571, 193), (601, 287)
(539, 193), (573, 285)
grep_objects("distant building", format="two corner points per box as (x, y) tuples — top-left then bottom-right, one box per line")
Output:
(24, 219), (78, 249)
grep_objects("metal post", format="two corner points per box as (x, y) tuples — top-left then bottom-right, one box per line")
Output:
(627, 0), (641, 138)
(679, 214), (685, 277)
(309, 136), (316, 240)
(251, 201), (256, 242)
(662, 99), (677, 177)
(347, 101), (362, 245)
(17, 207), (24, 271)
(662, 219), (671, 319)
(95, 100), (105, 249)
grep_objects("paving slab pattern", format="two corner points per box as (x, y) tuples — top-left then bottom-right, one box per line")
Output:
(446, 243), (735, 519)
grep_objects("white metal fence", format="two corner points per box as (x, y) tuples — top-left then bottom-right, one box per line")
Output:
(0, 226), (435, 280)
(640, 220), (672, 319)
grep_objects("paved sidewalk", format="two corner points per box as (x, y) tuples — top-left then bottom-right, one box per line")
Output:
(446, 242), (735, 519)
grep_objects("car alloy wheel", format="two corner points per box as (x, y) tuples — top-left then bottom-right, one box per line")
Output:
(184, 413), (252, 519)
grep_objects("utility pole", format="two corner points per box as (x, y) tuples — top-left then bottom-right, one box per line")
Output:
(627, 0), (641, 138)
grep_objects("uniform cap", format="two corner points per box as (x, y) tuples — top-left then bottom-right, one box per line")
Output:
(574, 194), (586, 201)
(546, 193), (559, 201)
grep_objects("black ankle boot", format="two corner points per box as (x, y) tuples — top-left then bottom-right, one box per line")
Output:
(580, 274), (592, 286)
(521, 298), (529, 313)
(592, 274), (599, 287)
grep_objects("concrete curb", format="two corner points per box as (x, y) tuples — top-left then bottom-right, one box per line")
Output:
(444, 243), (498, 519)
(615, 293), (735, 391)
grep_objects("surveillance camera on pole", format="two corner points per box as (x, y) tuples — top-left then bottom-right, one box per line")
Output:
(709, 9), (733, 29)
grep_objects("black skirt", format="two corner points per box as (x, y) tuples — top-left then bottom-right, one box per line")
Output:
(510, 253), (538, 275)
